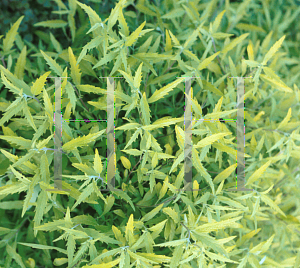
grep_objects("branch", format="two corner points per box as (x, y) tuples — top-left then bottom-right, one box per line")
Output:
(126, 152), (145, 181)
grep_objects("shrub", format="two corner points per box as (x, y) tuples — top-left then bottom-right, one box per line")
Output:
(0, 0), (300, 267)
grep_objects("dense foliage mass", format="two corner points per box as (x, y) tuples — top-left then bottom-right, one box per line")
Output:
(0, 0), (300, 267)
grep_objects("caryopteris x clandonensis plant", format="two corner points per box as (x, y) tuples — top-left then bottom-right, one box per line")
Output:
(0, 0), (300, 267)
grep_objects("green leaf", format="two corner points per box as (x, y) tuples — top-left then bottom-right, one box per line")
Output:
(40, 50), (63, 76)
(34, 20), (68, 28)
(6, 244), (26, 268)
(3, 16), (24, 54)
(245, 160), (272, 186)
(194, 132), (231, 148)
(62, 129), (106, 152)
(31, 71), (51, 96)
(221, 33), (249, 59)
(148, 77), (184, 103)
(262, 35), (285, 65)
(141, 203), (164, 222)
(18, 242), (67, 254)
(14, 46), (27, 79)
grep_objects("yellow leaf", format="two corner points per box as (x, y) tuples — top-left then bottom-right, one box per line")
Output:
(31, 71), (51, 96)
(221, 33), (249, 59)
(277, 108), (292, 130)
(141, 203), (164, 222)
(212, 10), (226, 33)
(236, 23), (266, 33)
(125, 214), (134, 246)
(94, 148), (102, 174)
(118, 8), (129, 36)
(134, 62), (143, 89)
(165, 29), (172, 51)
(14, 46), (27, 79)
(213, 163), (237, 184)
(163, 207), (179, 223)
(120, 156), (131, 169)
(53, 258), (68, 266)
(34, 20), (68, 28)
(62, 130), (105, 152)
(148, 77), (184, 103)
(262, 35), (285, 65)
(245, 160), (272, 186)
(82, 258), (120, 268)
(198, 51), (220, 71)
(68, 47), (81, 85)
(125, 21), (146, 47)
(247, 40), (254, 61)
(3, 16), (24, 53)
(194, 132), (231, 148)
(260, 74), (293, 93)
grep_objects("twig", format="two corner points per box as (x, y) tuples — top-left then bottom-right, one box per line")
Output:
(156, 131), (175, 140)
(126, 152), (145, 181)
(0, 55), (6, 68)
(180, 222), (191, 241)
(70, 82), (90, 112)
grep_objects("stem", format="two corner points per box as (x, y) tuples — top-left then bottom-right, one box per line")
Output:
(180, 222), (191, 241)
(1, 55), (6, 68)
(126, 153), (145, 181)
(70, 82), (90, 112)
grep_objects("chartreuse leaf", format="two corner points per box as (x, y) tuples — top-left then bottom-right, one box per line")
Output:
(140, 92), (151, 125)
(213, 163), (237, 184)
(141, 203), (164, 222)
(71, 183), (95, 210)
(68, 47), (82, 85)
(245, 160), (272, 186)
(277, 107), (292, 130)
(163, 207), (180, 223)
(262, 35), (285, 65)
(93, 148), (102, 174)
(31, 71), (51, 96)
(120, 156), (131, 169)
(0, 135), (32, 149)
(0, 98), (25, 127)
(125, 214), (135, 246)
(260, 194), (286, 218)
(125, 21), (153, 47)
(249, 234), (275, 254)
(194, 132), (231, 148)
(198, 51), (220, 71)
(62, 129), (106, 152)
(118, 8), (129, 37)
(212, 10), (226, 33)
(148, 77), (184, 103)
(134, 62), (143, 89)
(82, 259), (121, 268)
(221, 33), (249, 59)
(14, 45), (27, 79)
(18, 242), (67, 254)
(3, 16), (24, 54)
(143, 117), (184, 131)
(6, 244), (26, 268)
(34, 20), (68, 28)
(40, 50), (63, 76)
